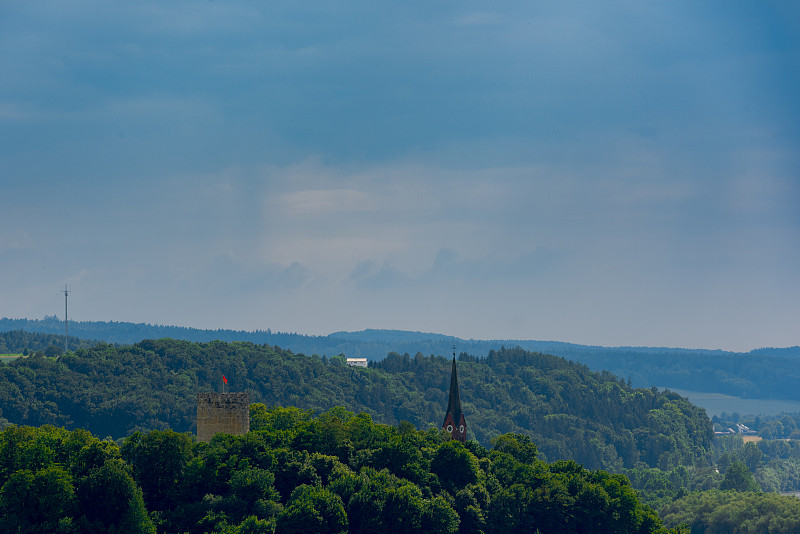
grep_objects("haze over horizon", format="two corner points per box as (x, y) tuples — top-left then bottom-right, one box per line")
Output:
(2, 1), (798, 353)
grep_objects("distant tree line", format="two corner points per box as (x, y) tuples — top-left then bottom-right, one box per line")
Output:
(0, 329), (96, 355)
(0, 317), (331, 352)
(575, 350), (800, 402)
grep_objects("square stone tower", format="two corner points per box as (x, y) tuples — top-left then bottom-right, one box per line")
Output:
(197, 392), (250, 442)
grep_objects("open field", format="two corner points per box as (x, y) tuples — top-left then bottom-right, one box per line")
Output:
(662, 387), (800, 416)
(0, 353), (24, 363)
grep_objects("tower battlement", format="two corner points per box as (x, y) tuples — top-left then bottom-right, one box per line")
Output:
(196, 392), (250, 442)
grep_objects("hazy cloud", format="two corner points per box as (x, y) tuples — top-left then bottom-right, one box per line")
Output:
(0, 0), (797, 350)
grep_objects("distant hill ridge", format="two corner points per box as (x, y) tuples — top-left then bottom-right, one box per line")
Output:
(3, 316), (800, 401)
(2, 316), (797, 358)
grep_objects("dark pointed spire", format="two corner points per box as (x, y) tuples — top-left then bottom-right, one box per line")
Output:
(446, 357), (463, 425)
(442, 351), (467, 442)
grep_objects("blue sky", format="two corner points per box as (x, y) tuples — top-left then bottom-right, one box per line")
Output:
(1, 1), (798, 351)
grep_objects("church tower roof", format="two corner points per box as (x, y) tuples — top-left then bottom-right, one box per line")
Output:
(442, 354), (467, 442)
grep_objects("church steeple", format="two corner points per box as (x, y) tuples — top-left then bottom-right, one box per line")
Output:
(442, 349), (467, 442)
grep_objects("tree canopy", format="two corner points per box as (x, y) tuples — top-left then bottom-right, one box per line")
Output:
(0, 406), (683, 533)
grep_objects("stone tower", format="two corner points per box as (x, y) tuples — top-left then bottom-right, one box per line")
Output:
(442, 357), (467, 442)
(197, 392), (250, 442)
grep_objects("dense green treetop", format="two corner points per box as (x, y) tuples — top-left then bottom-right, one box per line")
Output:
(0, 425), (155, 533)
(0, 339), (712, 471)
(0, 406), (684, 534)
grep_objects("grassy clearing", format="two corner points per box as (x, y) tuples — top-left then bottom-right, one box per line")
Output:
(0, 353), (24, 362)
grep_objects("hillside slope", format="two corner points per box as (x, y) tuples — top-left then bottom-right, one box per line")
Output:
(0, 340), (711, 471)
(4, 318), (798, 401)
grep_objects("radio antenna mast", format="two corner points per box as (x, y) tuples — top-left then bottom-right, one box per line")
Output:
(63, 285), (70, 353)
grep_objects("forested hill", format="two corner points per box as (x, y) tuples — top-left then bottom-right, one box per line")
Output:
(4, 317), (800, 401)
(0, 340), (712, 472)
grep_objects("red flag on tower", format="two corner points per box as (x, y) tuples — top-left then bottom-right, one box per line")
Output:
(223, 375), (228, 384)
